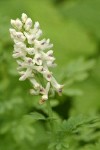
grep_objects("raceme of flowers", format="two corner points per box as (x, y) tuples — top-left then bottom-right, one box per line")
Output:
(9, 13), (63, 104)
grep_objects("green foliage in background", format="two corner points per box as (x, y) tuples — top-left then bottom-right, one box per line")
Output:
(0, 0), (100, 150)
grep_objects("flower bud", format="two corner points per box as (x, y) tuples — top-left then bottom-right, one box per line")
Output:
(12, 52), (22, 58)
(15, 19), (23, 30)
(47, 50), (53, 56)
(34, 53), (42, 65)
(15, 32), (26, 42)
(11, 19), (16, 27)
(26, 48), (35, 55)
(51, 77), (64, 95)
(36, 29), (42, 39)
(47, 61), (57, 67)
(24, 32), (35, 44)
(24, 18), (32, 31)
(21, 13), (28, 23)
(9, 28), (16, 39)
(34, 21), (40, 29)
(19, 68), (32, 81)
(42, 95), (48, 101)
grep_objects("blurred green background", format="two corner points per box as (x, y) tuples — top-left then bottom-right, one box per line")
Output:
(0, 0), (100, 150)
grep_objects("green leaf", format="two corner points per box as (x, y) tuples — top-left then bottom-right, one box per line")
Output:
(30, 112), (46, 120)
(60, 115), (100, 133)
(66, 58), (95, 78)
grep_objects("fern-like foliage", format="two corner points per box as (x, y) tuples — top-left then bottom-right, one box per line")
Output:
(48, 115), (100, 150)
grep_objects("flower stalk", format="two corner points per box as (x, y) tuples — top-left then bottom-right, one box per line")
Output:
(9, 13), (63, 104)
(47, 99), (54, 131)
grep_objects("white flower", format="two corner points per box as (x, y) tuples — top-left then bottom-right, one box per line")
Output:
(12, 51), (25, 58)
(24, 29), (42, 44)
(33, 66), (43, 73)
(11, 19), (23, 30)
(29, 78), (40, 89)
(51, 77), (64, 95)
(39, 82), (50, 104)
(35, 29), (42, 39)
(26, 48), (35, 55)
(10, 29), (26, 42)
(33, 53), (42, 65)
(47, 61), (57, 68)
(24, 18), (33, 31)
(9, 29), (16, 39)
(34, 21), (40, 29)
(21, 13), (28, 23)
(42, 70), (52, 81)
(12, 42), (26, 58)
(34, 39), (53, 51)
(24, 32), (35, 44)
(19, 68), (32, 81)
(10, 13), (63, 103)
(14, 42), (26, 49)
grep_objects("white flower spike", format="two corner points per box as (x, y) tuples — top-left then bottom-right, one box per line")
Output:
(10, 13), (63, 104)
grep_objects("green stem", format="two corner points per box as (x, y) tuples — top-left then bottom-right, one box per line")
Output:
(47, 99), (55, 133)
(47, 100), (56, 150)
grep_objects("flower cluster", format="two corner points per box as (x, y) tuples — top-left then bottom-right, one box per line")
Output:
(9, 13), (63, 104)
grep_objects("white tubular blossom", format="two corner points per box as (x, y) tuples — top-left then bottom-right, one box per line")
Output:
(26, 48), (35, 55)
(11, 19), (23, 30)
(19, 68), (32, 81)
(10, 13), (63, 103)
(29, 78), (40, 89)
(21, 13), (28, 23)
(34, 21), (40, 29)
(24, 18), (33, 31)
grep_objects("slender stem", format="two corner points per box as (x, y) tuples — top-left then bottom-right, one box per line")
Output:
(47, 100), (56, 150)
(47, 99), (55, 133)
